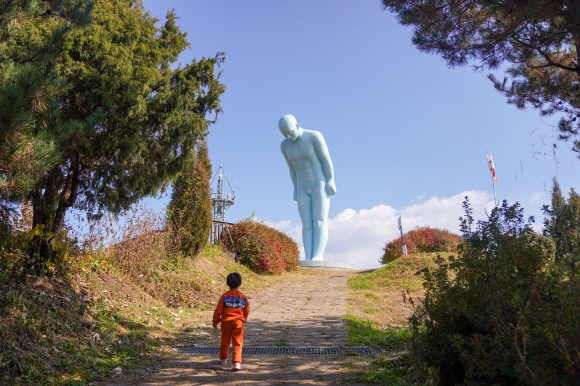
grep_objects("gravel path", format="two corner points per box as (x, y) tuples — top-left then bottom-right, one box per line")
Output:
(98, 269), (371, 385)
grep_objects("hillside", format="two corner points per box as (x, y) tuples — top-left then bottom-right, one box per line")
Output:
(0, 247), (260, 384)
(345, 253), (441, 385)
(347, 253), (439, 328)
(1, 249), (445, 384)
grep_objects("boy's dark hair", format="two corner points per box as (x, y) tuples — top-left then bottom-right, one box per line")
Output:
(226, 272), (242, 289)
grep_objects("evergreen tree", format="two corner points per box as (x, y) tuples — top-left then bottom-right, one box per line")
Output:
(167, 140), (212, 257)
(25, 0), (225, 263)
(382, 0), (580, 155)
(0, 0), (93, 203)
(543, 178), (580, 263)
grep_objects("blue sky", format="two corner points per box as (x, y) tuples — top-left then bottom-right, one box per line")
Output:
(142, 0), (578, 268)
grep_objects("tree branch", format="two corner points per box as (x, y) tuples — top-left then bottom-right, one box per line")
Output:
(512, 36), (579, 73)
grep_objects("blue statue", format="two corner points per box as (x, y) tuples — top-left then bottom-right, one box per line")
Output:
(279, 114), (336, 261)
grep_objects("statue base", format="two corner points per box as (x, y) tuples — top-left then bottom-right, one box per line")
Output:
(299, 260), (352, 270)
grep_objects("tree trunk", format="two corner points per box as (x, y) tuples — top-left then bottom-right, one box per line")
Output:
(27, 162), (80, 271)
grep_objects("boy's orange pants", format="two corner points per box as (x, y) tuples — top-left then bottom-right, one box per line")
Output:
(220, 320), (244, 363)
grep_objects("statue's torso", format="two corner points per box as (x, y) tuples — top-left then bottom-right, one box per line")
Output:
(282, 130), (326, 192)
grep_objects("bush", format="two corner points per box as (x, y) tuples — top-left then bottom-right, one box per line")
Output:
(380, 226), (462, 264)
(220, 219), (299, 274)
(166, 141), (212, 258)
(1, 201), (78, 276)
(408, 198), (580, 385)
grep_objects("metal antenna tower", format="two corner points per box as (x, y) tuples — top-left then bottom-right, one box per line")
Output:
(211, 165), (235, 222)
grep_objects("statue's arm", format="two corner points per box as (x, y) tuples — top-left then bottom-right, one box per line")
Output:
(312, 132), (336, 196)
(280, 141), (298, 201)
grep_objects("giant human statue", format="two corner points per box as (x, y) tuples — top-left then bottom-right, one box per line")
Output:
(279, 114), (336, 261)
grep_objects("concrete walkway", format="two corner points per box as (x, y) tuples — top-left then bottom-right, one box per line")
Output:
(244, 269), (350, 347)
(98, 269), (370, 385)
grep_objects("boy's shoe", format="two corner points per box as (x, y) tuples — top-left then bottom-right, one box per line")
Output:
(220, 359), (227, 365)
(232, 362), (242, 371)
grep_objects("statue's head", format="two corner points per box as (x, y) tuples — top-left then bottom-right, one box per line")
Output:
(278, 114), (301, 141)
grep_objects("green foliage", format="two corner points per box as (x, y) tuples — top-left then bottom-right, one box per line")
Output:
(382, 0), (580, 156)
(0, 205), (27, 273)
(346, 314), (412, 350)
(0, 0), (94, 201)
(346, 315), (428, 385)
(350, 253), (438, 292)
(380, 226), (462, 264)
(409, 197), (580, 385)
(221, 219), (299, 274)
(167, 141), (212, 257)
(358, 353), (429, 386)
(0, 201), (78, 276)
(543, 178), (580, 263)
(9, 0), (226, 267)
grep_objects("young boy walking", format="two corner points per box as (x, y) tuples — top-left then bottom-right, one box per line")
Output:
(212, 272), (250, 371)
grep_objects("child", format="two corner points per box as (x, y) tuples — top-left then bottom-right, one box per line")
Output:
(212, 272), (250, 371)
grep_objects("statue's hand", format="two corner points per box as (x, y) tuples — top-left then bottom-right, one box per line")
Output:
(293, 188), (297, 201)
(326, 180), (337, 196)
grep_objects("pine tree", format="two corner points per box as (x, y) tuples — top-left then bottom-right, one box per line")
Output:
(23, 0), (225, 264)
(382, 0), (580, 155)
(0, 0), (93, 203)
(167, 141), (212, 257)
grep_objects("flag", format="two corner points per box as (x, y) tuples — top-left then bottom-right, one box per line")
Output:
(487, 151), (498, 182)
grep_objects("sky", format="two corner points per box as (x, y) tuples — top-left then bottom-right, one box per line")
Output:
(142, 0), (578, 268)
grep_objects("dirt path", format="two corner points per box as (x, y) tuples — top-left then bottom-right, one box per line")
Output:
(97, 269), (372, 385)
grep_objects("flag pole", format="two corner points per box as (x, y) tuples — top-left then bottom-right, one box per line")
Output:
(487, 150), (498, 207)
(491, 173), (497, 207)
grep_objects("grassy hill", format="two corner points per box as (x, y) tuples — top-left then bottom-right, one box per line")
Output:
(347, 252), (439, 328)
(0, 246), (259, 385)
(346, 252), (442, 385)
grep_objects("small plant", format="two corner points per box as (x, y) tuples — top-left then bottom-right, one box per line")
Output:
(346, 315), (427, 385)
(380, 226), (462, 264)
(277, 337), (290, 347)
(220, 219), (299, 274)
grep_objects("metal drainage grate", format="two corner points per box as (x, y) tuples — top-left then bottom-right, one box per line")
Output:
(176, 346), (379, 356)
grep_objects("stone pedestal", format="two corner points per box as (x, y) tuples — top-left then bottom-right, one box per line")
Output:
(299, 260), (352, 270)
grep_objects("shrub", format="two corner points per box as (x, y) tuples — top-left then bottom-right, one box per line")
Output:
(380, 226), (462, 264)
(220, 219), (299, 274)
(408, 197), (580, 385)
(1, 201), (78, 276)
(166, 141), (212, 258)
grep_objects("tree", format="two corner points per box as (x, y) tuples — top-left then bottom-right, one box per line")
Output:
(0, 0), (93, 203)
(381, 0), (580, 155)
(26, 0), (225, 263)
(543, 178), (580, 263)
(167, 140), (212, 257)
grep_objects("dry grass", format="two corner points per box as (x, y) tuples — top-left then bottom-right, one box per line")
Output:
(0, 204), (267, 384)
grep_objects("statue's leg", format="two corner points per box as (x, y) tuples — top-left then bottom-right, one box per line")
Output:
(310, 185), (330, 261)
(296, 189), (314, 260)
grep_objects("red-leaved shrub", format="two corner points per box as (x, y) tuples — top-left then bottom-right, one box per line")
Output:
(220, 219), (299, 274)
(380, 226), (462, 264)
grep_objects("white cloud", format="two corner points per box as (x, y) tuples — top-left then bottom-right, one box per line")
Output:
(530, 191), (546, 204)
(412, 193), (424, 202)
(268, 190), (495, 269)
